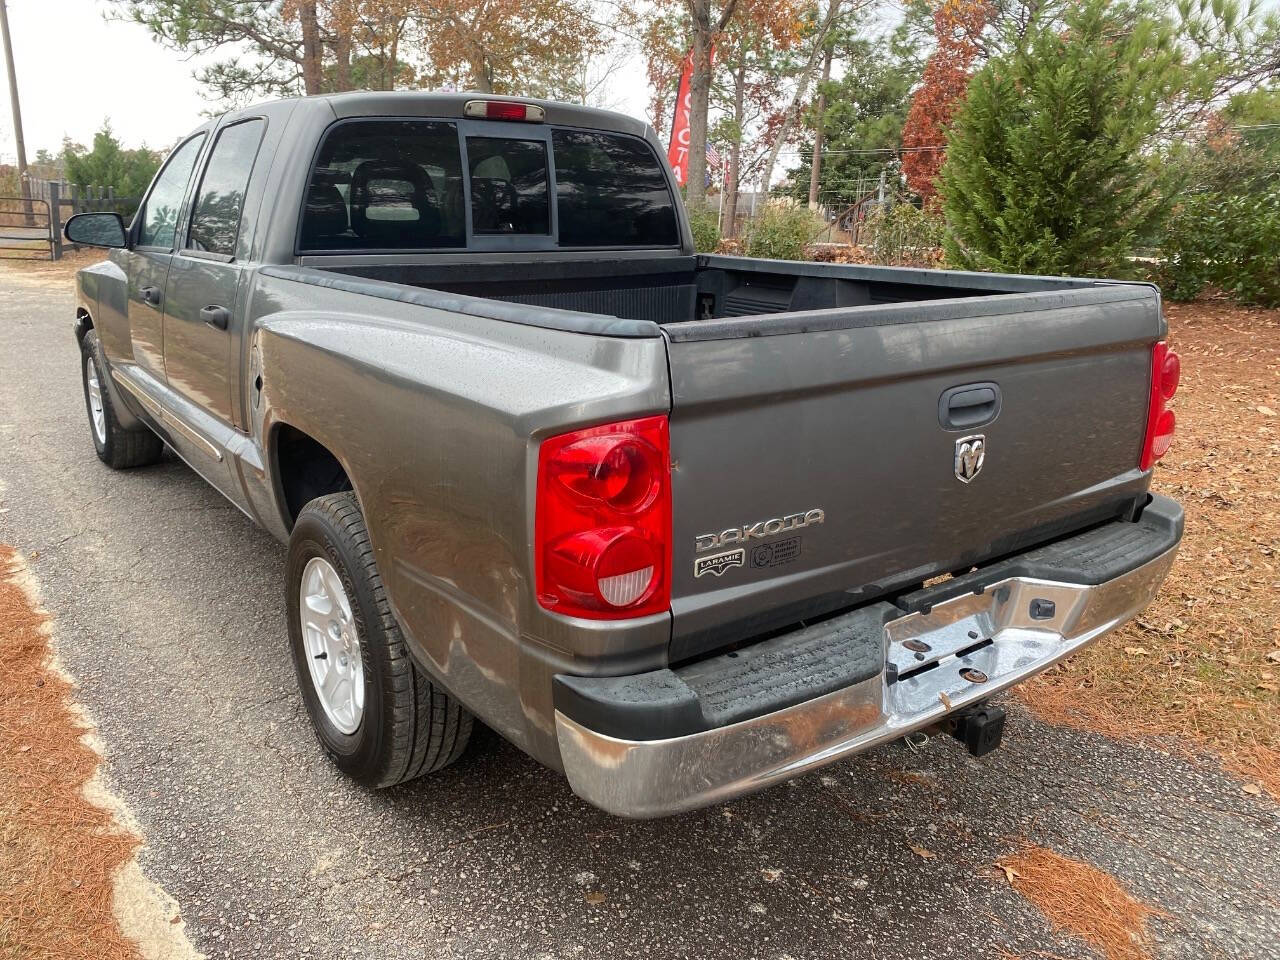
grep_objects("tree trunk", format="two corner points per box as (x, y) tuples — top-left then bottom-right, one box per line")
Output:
(807, 45), (833, 210)
(686, 5), (712, 209)
(299, 0), (323, 95)
(387, 33), (400, 90)
(332, 33), (353, 91)
(470, 47), (493, 92)
(723, 57), (746, 237)
(684, 0), (738, 210)
(759, 0), (842, 196)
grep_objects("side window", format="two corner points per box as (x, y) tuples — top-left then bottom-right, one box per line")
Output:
(138, 134), (206, 249)
(466, 138), (550, 235)
(188, 119), (266, 257)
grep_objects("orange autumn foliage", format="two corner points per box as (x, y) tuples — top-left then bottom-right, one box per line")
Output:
(900, 0), (990, 199)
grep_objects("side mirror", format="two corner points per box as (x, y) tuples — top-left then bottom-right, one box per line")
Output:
(64, 212), (128, 249)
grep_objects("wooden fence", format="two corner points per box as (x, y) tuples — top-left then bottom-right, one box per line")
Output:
(19, 179), (141, 259)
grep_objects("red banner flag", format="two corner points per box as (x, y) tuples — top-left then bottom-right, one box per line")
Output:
(667, 50), (696, 188)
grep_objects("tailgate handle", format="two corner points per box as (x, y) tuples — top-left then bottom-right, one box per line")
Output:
(940, 383), (1001, 429)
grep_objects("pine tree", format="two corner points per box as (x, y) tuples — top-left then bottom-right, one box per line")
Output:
(940, 0), (1178, 276)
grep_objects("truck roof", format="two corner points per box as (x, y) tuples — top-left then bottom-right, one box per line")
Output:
(219, 91), (654, 141)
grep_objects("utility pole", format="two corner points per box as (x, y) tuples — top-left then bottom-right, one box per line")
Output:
(0, 0), (32, 224)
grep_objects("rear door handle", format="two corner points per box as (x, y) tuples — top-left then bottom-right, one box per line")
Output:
(140, 285), (162, 306)
(200, 305), (231, 331)
(940, 382), (1001, 429)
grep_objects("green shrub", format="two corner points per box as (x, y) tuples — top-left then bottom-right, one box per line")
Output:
(1159, 181), (1280, 307)
(687, 208), (721, 253)
(743, 203), (824, 261)
(861, 201), (946, 267)
(940, 0), (1173, 276)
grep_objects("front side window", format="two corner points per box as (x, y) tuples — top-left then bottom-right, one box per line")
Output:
(552, 131), (678, 248)
(139, 134), (205, 249)
(466, 137), (550, 235)
(188, 119), (265, 257)
(299, 120), (466, 251)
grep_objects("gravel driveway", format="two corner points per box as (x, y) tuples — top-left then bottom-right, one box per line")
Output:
(1, 273), (1277, 960)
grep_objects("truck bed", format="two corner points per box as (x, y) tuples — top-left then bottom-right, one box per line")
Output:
(299, 253), (1110, 327)
(261, 256), (1162, 664)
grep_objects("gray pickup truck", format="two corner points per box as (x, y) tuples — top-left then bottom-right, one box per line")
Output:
(66, 92), (1183, 817)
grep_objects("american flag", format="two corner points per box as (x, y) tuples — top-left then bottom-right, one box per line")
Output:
(706, 143), (724, 170)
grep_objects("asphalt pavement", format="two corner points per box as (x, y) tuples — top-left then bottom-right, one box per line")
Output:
(1, 273), (1277, 960)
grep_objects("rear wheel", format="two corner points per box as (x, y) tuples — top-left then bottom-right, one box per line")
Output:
(79, 330), (163, 469)
(286, 492), (473, 787)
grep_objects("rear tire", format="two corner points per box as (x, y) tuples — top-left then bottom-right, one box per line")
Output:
(79, 329), (164, 469)
(286, 491), (473, 788)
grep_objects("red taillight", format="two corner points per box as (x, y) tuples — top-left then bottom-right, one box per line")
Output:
(1140, 341), (1181, 470)
(462, 100), (546, 123)
(536, 416), (670, 619)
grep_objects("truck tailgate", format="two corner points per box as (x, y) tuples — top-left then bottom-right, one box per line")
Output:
(662, 284), (1163, 662)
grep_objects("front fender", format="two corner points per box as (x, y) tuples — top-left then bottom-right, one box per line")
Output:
(75, 259), (143, 430)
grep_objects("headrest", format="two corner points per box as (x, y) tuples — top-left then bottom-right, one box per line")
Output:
(301, 180), (348, 246)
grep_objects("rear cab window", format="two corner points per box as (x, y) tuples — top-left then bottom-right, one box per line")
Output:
(466, 137), (550, 236)
(552, 130), (678, 248)
(298, 119), (679, 252)
(301, 120), (466, 252)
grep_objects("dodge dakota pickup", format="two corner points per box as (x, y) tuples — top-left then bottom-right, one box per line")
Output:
(65, 92), (1184, 818)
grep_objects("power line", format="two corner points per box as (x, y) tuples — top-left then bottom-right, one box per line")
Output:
(772, 122), (1278, 160)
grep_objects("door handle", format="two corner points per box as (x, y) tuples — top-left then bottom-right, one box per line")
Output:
(939, 382), (1001, 429)
(140, 285), (162, 306)
(200, 305), (231, 331)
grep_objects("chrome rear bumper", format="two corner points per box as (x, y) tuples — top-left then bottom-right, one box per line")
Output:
(555, 542), (1178, 819)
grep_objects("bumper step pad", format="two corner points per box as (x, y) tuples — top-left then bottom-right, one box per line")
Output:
(553, 495), (1183, 817)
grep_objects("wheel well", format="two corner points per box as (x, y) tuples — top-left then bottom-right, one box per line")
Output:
(274, 425), (352, 527)
(75, 308), (93, 341)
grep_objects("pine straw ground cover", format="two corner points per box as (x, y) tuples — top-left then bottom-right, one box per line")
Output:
(997, 845), (1160, 960)
(1019, 301), (1280, 797)
(0, 545), (144, 960)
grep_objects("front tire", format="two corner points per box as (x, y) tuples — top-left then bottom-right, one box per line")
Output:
(79, 330), (163, 469)
(286, 492), (473, 787)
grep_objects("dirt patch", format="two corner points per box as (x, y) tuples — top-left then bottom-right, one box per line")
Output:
(0, 545), (200, 960)
(997, 845), (1157, 960)
(0, 248), (107, 289)
(1018, 301), (1280, 798)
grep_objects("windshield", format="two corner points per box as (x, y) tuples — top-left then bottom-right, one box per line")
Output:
(299, 120), (679, 252)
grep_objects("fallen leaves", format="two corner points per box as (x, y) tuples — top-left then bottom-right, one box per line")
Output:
(1018, 300), (1280, 801)
(997, 863), (1021, 885)
(910, 845), (938, 860)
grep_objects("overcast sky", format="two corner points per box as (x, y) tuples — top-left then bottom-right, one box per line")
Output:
(0, 0), (218, 159)
(0, 0), (654, 163)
